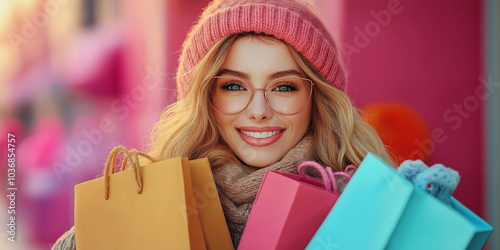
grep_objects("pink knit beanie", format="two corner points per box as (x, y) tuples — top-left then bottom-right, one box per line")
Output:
(176, 0), (347, 100)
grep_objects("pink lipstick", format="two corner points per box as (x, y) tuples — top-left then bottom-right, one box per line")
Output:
(237, 126), (285, 147)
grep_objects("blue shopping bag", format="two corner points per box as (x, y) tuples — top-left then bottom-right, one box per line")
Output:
(306, 153), (493, 250)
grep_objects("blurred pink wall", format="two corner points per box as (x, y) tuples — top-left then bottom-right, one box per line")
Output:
(165, 0), (211, 102)
(121, 0), (210, 149)
(337, 0), (484, 216)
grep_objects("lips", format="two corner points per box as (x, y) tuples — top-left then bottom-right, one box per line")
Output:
(237, 126), (285, 147)
(240, 130), (280, 139)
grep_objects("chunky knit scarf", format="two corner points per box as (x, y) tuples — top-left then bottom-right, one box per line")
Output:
(212, 135), (316, 247)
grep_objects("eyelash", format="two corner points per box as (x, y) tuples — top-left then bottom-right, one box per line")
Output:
(219, 81), (246, 91)
(273, 82), (298, 92)
(217, 79), (300, 92)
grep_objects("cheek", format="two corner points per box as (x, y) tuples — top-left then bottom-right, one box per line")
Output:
(289, 105), (312, 132)
(214, 113), (235, 140)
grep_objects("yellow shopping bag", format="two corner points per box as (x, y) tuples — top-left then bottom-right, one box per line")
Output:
(74, 146), (233, 250)
(188, 158), (234, 250)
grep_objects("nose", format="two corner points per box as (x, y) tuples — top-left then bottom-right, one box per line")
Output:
(246, 90), (272, 121)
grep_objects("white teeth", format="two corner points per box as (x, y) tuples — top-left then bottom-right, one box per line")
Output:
(241, 130), (281, 139)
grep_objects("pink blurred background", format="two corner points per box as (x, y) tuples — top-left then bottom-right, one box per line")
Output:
(0, 0), (498, 249)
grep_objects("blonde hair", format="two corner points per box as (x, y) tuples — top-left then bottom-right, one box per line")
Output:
(145, 33), (396, 170)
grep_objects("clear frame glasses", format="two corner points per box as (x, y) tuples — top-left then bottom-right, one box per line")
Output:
(210, 76), (314, 115)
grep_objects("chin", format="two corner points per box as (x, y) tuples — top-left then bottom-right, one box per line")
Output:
(242, 160), (270, 168)
(237, 151), (283, 168)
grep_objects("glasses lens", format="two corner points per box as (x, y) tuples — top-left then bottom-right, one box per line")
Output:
(210, 76), (252, 115)
(210, 76), (313, 115)
(267, 77), (313, 115)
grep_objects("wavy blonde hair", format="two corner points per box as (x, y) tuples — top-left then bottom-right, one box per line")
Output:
(144, 32), (396, 170)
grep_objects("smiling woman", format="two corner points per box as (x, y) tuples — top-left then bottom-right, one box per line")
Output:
(139, 0), (395, 242)
(53, 0), (395, 249)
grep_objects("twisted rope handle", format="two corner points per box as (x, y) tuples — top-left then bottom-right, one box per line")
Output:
(328, 165), (357, 193)
(120, 150), (156, 171)
(298, 161), (333, 192)
(298, 162), (357, 193)
(103, 146), (156, 200)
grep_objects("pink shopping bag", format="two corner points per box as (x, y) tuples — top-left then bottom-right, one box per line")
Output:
(238, 162), (355, 250)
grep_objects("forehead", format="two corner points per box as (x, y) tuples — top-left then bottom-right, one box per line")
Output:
(220, 35), (303, 79)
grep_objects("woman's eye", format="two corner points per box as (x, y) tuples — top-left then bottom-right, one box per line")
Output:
(227, 84), (243, 91)
(273, 83), (297, 92)
(220, 81), (246, 91)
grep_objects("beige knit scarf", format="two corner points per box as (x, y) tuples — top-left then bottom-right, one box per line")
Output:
(212, 135), (316, 247)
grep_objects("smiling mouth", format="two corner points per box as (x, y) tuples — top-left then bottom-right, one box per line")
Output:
(238, 129), (284, 139)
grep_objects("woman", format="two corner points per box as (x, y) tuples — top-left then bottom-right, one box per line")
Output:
(53, 0), (395, 248)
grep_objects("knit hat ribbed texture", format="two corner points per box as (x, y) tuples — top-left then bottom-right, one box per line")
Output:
(176, 0), (347, 100)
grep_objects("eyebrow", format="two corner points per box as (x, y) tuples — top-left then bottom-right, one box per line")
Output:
(217, 69), (303, 79)
(270, 70), (303, 79)
(217, 69), (249, 79)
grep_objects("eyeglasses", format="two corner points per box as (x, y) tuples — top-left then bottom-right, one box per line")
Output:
(210, 76), (314, 115)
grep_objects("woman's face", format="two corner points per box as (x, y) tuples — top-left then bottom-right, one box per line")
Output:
(213, 36), (312, 167)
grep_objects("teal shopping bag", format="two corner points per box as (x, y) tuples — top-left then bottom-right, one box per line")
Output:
(306, 153), (493, 250)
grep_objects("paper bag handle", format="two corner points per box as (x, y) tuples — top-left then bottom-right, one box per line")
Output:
(398, 160), (459, 205)
(103, 146), (156, 200)
(298, 162), (357, 193)
(328, 165), (357, 193)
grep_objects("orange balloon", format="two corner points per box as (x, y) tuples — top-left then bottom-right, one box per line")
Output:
(362, 103), (431, 164)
